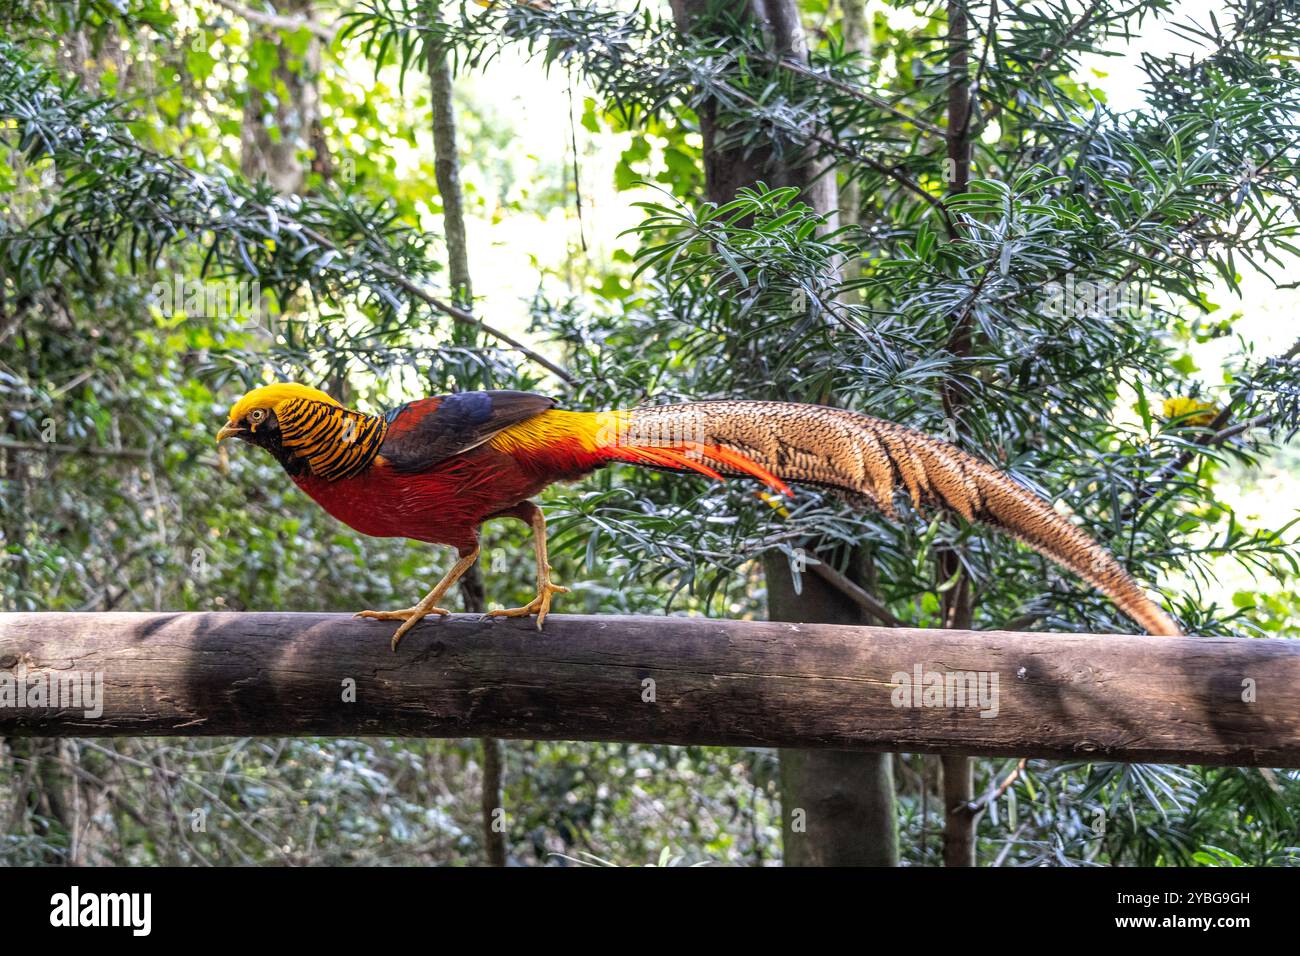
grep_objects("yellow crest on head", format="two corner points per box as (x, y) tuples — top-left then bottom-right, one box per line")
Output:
(228, 383), (342, 422)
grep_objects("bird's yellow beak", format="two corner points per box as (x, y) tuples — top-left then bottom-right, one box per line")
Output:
(216, 422), (244, 443)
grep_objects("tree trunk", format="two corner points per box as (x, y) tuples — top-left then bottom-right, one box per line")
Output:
(941, 749), (975, 866)
(939, 0), (978, 868)
(429, 28), (472, 312)
(426, 8), (506, 867)
(766, 556), (899, 866)
(837, 0), (869, 284)
(239, 0), (325, 196)
(671, 0), (897, 867)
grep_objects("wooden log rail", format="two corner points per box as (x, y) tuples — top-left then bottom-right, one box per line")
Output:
(1, 612), (1297, 767)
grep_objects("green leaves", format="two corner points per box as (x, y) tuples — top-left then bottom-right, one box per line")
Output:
(0, 40), (532, 394)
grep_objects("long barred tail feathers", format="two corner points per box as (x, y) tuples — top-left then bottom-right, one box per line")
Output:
(602, 401), (1180, 637)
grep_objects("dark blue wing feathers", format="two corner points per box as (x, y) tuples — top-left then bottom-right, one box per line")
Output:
(379, 390), (555, 472)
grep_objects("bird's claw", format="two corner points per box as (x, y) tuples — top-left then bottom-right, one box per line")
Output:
(354, 605), (451, 651)
(354, 606), (451, 622)
(486, 582), (569, 630)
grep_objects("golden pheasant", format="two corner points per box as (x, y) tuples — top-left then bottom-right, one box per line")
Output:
(217, 382), (1181, 648)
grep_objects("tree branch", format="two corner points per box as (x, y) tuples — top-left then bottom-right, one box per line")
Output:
(210, 0), (337, 42)
(809, 560), (904, 627)
(772, 56), (946, 138)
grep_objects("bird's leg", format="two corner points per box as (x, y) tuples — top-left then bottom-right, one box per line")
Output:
(356, 545), (480, 651)
(485, 502), (568, 629)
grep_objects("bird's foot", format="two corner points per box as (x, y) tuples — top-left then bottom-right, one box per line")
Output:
(355, 605), (451, 651)
(354, 605), (452, 622)
(485, 581), (569, 630)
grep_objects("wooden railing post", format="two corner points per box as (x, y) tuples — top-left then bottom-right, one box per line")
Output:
(1, 613), (1296, 768)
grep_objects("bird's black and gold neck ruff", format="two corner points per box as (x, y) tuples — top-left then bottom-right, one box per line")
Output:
(275, 398), (388, 481)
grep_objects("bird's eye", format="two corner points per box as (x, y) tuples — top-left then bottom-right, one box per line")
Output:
(248, 408), (268, 425)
